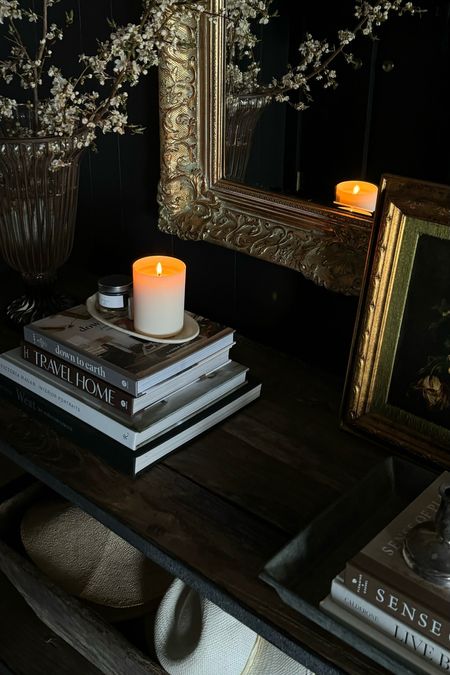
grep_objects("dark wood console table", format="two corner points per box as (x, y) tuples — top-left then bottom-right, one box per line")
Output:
(0, 268), (437, 675)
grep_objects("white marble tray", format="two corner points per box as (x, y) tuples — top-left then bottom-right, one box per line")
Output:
(86, 294), (200, 344)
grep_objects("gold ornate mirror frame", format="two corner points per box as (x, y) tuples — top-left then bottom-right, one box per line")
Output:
(157, 0), (371, 295)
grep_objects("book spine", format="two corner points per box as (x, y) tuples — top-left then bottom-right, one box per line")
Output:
(0, 357), (139, 450)
(344, 561), (450, 651)
(23, 325), (139, 395)
(133, 380), (261, 475)
(351, 548), (450, 621)
(331, 578), (450, 671)
(22, 343), (136, 416)
(0, 374), (136, 476)
(320, 596), (443, 675)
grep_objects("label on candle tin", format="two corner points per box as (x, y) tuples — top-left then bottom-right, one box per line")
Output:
(98, 292), (126, 309)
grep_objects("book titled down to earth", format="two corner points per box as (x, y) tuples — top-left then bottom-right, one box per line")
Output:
(23, 304), (235, 396)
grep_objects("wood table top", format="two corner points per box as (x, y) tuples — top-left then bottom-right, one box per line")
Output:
(0, 267), (432, 675)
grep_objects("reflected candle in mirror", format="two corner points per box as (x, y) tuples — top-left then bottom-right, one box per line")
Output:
(132, 256), (186, 337)
(335, 180), (378, 213)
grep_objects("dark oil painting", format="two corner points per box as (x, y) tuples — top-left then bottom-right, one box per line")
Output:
(388, 234), (450, 431)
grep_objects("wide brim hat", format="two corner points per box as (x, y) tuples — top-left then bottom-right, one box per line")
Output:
(153, 577), (314, 674)
(21, 496), (172, 620)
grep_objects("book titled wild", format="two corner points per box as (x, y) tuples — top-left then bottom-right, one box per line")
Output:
(0, 372), (261, 477)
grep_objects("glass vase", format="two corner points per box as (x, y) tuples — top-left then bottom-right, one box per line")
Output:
(0, 129), (87, 325)
(225, 94), (271, 182)
(403, 481), (450, 587)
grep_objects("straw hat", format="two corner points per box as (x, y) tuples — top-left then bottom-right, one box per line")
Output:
(21, 496), (172, 619)
(153, 578), (315, 675)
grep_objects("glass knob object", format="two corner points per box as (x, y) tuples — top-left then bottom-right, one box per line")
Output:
(403, 482), (450, 587)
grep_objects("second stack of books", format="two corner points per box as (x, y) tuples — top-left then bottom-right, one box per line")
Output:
(321, 471), (450, 674)
(0, 304), (261, 476)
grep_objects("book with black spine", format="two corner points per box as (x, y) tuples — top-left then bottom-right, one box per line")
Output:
(22, 341), (232, 416)
(0, 347), (249, 450)
(23, 304), (235, 396)
(0, 372), (262, 477)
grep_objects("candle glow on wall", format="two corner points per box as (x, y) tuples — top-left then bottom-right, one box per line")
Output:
(132, 256), (186, 337)
(335, 180), (378, 214)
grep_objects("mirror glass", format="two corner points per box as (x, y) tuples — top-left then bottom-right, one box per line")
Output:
(225, 0), (449, 207)
(157, 0), (449, 295)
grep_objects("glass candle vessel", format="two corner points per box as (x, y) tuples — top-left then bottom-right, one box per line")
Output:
(335, 180), (378, 213)
(132, 256), (186, 337)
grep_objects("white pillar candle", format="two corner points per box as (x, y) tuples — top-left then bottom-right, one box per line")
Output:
(335, 180), (378, 213)
(132, 256), (186, 337)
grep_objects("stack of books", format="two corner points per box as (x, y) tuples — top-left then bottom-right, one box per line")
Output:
(321, 471), (450, 674)
(0, 304), (261, 476)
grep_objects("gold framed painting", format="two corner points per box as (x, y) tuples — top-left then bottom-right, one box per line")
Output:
(342, 175), (450, 467)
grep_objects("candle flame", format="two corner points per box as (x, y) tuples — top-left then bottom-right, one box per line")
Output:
(352, 184), (361, 195)
(156, 261), (163, 277)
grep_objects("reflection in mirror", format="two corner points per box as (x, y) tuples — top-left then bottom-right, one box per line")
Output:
(157, 0), (449, 296)
(225, 0), (449, 206)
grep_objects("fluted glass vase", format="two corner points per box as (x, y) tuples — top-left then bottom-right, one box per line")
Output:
(225, 94), (271, 182)
(0, 128), (87, 325)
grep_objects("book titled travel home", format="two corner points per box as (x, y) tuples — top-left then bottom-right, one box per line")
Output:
(22, 342), (231, 416)
(23, 304), (235, 396)
(0, 348), (248, 450)
(343, 471), (450, 645)
(0, 372), (262, 477)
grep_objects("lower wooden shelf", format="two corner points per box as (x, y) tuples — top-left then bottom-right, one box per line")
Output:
(0, 477), (166, 675)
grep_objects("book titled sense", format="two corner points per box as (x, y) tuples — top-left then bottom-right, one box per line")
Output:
(0, 347), (248, 450)
(22, 342), (232, 416)
(23, 304), (235, 396)
(0, 373), (262, 477)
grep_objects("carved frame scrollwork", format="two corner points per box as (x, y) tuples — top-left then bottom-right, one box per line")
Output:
(157, 0), (371, 295)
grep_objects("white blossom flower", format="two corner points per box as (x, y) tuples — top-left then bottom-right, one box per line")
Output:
(226, 0), (421, 111)
(0, 0), (206, 140)
(0, 0), (420, 141)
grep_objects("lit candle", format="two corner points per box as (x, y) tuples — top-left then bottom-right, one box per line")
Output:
(132, 256), (186, 337)
(335, 180), (378, 214)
